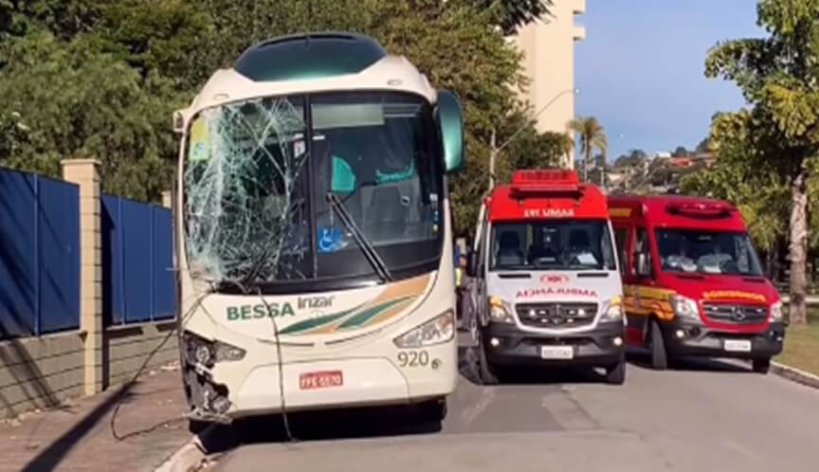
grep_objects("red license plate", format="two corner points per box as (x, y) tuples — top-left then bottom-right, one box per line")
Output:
(299, 371), (343, 390)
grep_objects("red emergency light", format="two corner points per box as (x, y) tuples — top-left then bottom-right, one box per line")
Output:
(666, 201), (734, 218)
(510, 169), (583, 197)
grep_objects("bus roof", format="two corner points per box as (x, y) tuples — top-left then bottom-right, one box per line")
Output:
(608, 195), (747, 231)
(486, 169), (609, 221)
(181, 33), (436, 121)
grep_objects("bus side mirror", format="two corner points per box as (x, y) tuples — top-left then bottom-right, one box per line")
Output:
(437, 90), (464, 174)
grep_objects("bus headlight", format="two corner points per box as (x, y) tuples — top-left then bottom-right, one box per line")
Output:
(183, 332), (246, 366)
(769, 301), (784, 322)
(394, 310), (455, 348)
(601, 296), (624, 323)
(671, 295), (700, 321)
(489, 296), (515, 324)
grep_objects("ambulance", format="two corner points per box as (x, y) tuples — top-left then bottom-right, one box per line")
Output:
(608, 196), (785, 373)
(469, 170), (626, 384)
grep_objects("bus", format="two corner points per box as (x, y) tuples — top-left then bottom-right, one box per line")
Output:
(171, 33), (465, 426)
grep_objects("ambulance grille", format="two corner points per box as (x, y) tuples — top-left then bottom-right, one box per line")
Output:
(515, 303), (598, 328)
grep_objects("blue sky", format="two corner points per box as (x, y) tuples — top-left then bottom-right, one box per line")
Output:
(575, 0), (764, 160)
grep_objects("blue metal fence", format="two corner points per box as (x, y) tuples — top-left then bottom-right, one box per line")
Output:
(0, 169), (80, 338)
(101, 195), (175, 325)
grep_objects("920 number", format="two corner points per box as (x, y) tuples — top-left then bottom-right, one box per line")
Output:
(398, 350), (429, 367)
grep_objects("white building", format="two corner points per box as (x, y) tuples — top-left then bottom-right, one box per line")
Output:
(511, 0), (586, 168)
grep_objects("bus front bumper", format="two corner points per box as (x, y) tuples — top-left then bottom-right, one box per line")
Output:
(183, 345), (458, 421)
(662, 320), (786, 359)
(482, 321), (626, 367)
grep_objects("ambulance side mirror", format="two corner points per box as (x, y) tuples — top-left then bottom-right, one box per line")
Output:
(467, 250), (478, 278)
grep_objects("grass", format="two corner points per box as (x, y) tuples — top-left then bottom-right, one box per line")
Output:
(776, 308), (819, 377)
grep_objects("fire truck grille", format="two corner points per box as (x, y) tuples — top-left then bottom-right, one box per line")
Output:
(702, 303), (768, 324)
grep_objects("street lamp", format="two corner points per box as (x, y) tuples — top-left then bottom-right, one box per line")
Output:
(488, 88), (580, 190)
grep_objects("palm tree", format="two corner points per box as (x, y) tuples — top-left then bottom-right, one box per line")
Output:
(567, 116), (607, 182)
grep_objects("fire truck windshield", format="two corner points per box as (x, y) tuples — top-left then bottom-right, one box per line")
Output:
(490, 220), (616, 271)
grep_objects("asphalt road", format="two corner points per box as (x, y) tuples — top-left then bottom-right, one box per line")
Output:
(211, 346), (819, 472)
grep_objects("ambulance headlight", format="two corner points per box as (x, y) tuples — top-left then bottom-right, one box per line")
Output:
(489, 296), (515, 324)
(601, 296), (624, 323)
(671, 295), (701, 321)
(394, 310), (455, 348)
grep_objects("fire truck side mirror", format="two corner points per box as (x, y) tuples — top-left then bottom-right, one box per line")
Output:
(437, 90), (464, 174)
(636, 253), (651, 277)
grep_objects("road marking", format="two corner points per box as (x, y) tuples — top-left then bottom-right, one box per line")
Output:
(460, 387), (496, 426)
(541, 392), (598, 431)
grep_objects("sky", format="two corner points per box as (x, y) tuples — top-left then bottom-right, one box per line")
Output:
(575, 0), (764, 160)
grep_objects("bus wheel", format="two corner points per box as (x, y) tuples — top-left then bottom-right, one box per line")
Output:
(605, 357), (627, 385)
(752, 358), (771, 374)
(649, 320), (668, 370)
(418, 398), (447, 423)
(477, 338), (500, 385)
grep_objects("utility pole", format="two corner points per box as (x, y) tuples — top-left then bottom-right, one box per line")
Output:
(487, 88), (579, 191)
(489, 129), (497, 191)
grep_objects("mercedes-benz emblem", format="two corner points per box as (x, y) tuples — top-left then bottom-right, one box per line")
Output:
(732, 307), (746, 321)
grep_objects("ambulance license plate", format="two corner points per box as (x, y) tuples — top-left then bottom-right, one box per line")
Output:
(540, 346), (574, 360)
(299, 371), (343, 390)
(723, 339), (752, 353)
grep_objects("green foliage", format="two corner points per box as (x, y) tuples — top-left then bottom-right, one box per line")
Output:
(680, 111), (790, 252)
(0, 0), (546, 235)
(568, 116), (607, 181)
(703, 0), (819, 323)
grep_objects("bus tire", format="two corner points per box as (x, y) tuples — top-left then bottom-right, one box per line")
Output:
(752, 358), (771, 374)
(605, 357), (627, 385)
(649, 320), (668, 370)
(477, 339), (500, 385)
(418, 398), (447, 423)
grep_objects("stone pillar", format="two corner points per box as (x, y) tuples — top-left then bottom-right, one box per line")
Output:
(161, 190), (172, 209)
(62, 159), (104, 395)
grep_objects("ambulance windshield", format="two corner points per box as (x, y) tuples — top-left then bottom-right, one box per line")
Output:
(490, 220), (616, 271)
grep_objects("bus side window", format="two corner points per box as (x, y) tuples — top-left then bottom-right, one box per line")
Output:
(614, 227), (630, 276)
(634, 228), (653, 278)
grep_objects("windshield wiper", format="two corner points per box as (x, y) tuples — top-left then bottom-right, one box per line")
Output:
(326, 192), (393, 283)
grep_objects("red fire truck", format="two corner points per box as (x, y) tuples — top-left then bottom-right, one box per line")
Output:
(608, 196), (786, 373)
(468, 170), (627, 384)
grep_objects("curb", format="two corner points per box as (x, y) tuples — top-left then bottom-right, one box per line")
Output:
(771, 361), (819, 390)
(154, 434), (207, 472)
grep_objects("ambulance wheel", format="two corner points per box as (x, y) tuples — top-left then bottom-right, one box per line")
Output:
(752, 358), (771, 374)
(649, 320), (668, 370)
(605, 357), (627, 385)
(477, 338), (500, 385)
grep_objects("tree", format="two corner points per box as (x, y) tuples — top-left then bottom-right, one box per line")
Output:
(695, 137), (711, 154)
(672, 146), (690, 157)
(705, 0), (819, 324)
(568, 116), (607, 182)
(468, 0), (553, 34)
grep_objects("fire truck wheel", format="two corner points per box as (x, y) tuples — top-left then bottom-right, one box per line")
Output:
(649, 320), (669, 370)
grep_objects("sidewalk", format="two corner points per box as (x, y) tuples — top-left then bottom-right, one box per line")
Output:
(0, 364), (192, 472)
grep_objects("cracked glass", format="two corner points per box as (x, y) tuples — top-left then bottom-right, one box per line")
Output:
(184, 96), (310, 287)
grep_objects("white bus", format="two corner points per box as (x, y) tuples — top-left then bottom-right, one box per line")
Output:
(172, 33), (464, 427)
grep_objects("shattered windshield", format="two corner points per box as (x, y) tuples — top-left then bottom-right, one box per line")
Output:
(184, 96), (310, 287)
(183, 91), (444, 291)
(491, 220), (616, 271)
